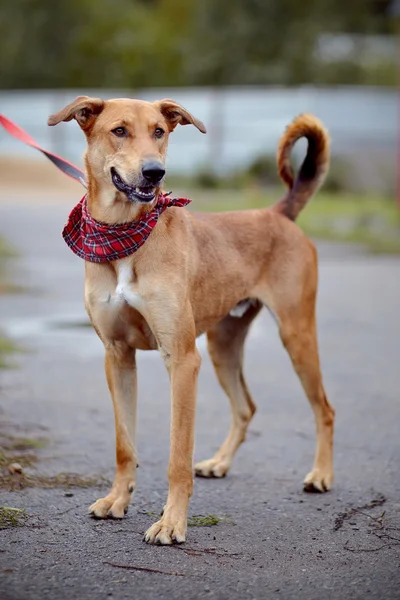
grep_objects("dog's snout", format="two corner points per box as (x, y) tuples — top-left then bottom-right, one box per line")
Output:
(142, 161), (165, 185)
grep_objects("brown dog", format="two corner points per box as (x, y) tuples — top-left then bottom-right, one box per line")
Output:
(48, 96), (334, 545)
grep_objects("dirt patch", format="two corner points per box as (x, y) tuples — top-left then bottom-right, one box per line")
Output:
(0, 158), (82, 194)
(0, 432), (110, 491)
(49, 319), (92, 330)
(0, 434), (42, 469)
(0, 471), (111, 491)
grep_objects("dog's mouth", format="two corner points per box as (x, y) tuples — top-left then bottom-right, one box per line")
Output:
(111, 168), (156, 203)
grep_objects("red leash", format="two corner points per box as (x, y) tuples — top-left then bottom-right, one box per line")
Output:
(0, 114), (87, 187)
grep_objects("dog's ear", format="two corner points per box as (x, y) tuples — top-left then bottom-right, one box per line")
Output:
(155, 99), (206, 134)
(48, 96), (105, 131)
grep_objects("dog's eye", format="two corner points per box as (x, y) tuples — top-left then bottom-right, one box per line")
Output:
(112, 127), (127, 137)
(154, 128), (164, 139)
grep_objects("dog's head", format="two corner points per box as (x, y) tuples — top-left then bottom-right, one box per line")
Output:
(48, 96), (206, 219)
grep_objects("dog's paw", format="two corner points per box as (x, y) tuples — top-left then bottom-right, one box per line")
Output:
(144, 517), (186, 545)
(89, 488), (132, 519)
(303, 468), (333, 493)
(194, 457), (229, 478)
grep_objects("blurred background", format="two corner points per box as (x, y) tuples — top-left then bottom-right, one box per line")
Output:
(0, 0), (399, 252)
(1, 7), (400, 592)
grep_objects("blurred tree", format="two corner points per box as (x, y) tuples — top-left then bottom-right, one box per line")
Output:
(68, 0), (193, 87)
(321, 0), (392, 33)
(185, 0), (322, 85)
(0, 0), (80, 87)
(0, 0), (395, 89)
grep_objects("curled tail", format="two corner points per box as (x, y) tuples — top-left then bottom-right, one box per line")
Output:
(273, 114), (330, 221)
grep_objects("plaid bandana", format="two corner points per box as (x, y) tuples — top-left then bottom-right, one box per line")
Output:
(63, 194), (191, 263)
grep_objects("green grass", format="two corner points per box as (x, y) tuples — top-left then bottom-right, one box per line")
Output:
(188, 188), (400, 254)
(142, 511), (231, 527)
(0, 236), (22, 367)
(297, 194), (400, 254)
(0, 336), (19, 369)
(188, 514), (222, 527)
(7, 437), (49, 451)
(0, 237), (21, 293)
(0, 237), (16, 260)
(0, 506), (27, 529)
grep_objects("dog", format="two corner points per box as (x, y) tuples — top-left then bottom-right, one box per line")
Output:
(48, 96), (335, 545)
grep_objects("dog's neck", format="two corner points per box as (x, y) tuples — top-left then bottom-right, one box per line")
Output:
(85, 163), (160, 225)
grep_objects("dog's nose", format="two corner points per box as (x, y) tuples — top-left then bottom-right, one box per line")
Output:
(142, 161), (165, 185)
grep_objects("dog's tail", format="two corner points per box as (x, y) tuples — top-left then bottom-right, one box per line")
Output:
(272, 114), (330, 221)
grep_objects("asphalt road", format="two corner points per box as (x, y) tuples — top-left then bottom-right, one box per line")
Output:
(0, 196), (399, 600)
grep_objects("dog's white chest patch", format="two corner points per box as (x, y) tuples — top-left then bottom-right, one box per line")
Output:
(114, 261), (143, 312)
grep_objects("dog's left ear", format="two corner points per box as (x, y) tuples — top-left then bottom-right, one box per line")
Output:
(155, 99), (207, 134)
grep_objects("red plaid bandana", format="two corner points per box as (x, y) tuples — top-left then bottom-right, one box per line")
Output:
(63, 194), (191, 263)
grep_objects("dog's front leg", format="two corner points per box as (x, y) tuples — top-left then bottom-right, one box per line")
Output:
(144, 346), (201, 545)
(89, 342), (138, 519)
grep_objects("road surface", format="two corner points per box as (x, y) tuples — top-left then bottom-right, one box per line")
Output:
(0, 193), (399, 600)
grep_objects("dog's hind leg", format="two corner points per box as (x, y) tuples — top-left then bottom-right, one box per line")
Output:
(89, 343), (138, 518)
(278, 310), (335, 492)
(195, 301), (262, 478)
(258, 239), (335, 492)
(280, 311), (335, 492)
